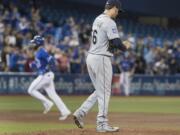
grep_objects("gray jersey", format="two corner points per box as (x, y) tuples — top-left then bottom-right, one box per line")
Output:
(88, 14), (119, 57)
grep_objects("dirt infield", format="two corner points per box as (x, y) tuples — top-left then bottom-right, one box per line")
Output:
(9, 129), (180, 135)
(1, 111), (180, 135)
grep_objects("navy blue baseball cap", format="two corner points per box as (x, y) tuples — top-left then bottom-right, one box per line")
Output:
(105, 0), (124, 12)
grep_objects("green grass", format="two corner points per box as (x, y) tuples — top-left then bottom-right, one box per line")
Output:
(108, 97), (180, 113)
(0, 121), (94, 133)
(0, 96), (180, 114)
(0, 122), (76, 133)
(0, 96), (180, 134)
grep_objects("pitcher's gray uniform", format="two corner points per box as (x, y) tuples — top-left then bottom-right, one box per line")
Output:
(74, 14), (119, 123)
(73, 0), (128, 132)
(88, 14), (120, 122)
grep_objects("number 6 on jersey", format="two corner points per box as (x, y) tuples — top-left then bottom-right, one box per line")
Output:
(92, 29), (97, 44)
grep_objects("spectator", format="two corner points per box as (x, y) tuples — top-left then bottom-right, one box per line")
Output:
(134, 56), (146, 74)
(7, 46), (19, 72)
(24, 47), (34, 72)
(144, 46), (156, 74)
(70, 47), (81, 73)
(0, 2), (179, 75)
(153, 58), (168, 75)
(55, 50), (70, 73)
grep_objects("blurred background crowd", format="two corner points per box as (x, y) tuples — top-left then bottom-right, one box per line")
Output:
(0, 0), (180, 75)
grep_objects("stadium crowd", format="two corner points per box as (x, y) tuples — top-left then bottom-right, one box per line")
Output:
(0, 2), (180, 75)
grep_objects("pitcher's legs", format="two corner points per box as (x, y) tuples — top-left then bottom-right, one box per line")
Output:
(96, 57), (112, 124)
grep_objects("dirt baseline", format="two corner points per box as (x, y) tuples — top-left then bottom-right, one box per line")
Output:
(1, 111), (180, 135)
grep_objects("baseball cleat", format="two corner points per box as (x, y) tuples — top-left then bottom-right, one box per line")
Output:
(43, 101), (53, 114)
(59, 111), (71, 121)
(73, 114), (84, 128)
(96, 124), (119, 132)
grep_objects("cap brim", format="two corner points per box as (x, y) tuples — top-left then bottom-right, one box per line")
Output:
(29, 40), (37, 47)
(30, 40), (35, 44)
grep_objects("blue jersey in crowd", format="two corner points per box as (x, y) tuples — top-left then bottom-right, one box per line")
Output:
(120, 59), (134, 72)
(30, 47), (55, 75)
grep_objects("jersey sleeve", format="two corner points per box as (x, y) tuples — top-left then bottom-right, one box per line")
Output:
(41, 49), (55, 65)
(106, 20), (119, 40)
(29, 61), (37, 70)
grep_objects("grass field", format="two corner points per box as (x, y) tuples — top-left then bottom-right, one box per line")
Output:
(0, 96), (180, 135)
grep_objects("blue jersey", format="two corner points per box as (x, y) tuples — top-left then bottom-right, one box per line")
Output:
(30, 48), (55, 75)
(120, 59), (134, 72)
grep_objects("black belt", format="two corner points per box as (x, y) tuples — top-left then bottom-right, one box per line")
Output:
(88, 52), (112, 57)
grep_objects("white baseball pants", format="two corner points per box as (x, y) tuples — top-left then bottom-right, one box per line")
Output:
(28, 71), (70, 115)
(120, 71), (131, 96)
